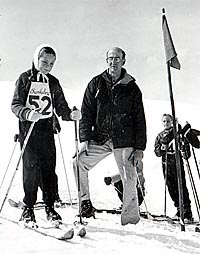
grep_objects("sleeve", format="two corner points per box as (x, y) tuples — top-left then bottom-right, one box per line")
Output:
(11, 74), (31, 121)
(53, 80), (72, 121)
(154, 133), (164, 157)
(52, 113), (61, 133)
(133, 85), (147, 151)
(79, 79), (97, 142)
(160, 129), (174, 144)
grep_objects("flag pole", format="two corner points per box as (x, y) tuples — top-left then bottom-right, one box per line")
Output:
(162, 8), (185, 231)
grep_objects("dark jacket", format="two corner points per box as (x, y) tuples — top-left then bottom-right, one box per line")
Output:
(79, 69), (147, 150)
(11, 69), (71, 144)
(154, 127), (191, 165)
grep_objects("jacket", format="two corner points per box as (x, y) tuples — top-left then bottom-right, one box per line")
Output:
(11, 69), (71, 142)
(79, 69), (147, 150)
(154, 127), (191, 164)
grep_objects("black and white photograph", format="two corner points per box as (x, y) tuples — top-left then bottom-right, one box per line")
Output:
(0, 0), (200, 253)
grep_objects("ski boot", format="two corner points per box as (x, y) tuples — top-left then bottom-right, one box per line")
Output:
(184, 209), (194, 223)
(172, 208), (194, 223)
(19, 206), (37, 228)
(45, 206), (62, 227)
(54, 193), (63, 207)
(172, 210), (180, 221)
(81, 200), (96, 218)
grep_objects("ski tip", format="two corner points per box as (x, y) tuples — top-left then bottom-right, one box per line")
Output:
(147, 213), (154, 220)
(8, 199), (19, 207)
(77, 227), (86, 237)
(58, 228), (74, 240)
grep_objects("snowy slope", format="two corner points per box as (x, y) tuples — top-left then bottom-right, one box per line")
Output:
(0, 82), (200, 254)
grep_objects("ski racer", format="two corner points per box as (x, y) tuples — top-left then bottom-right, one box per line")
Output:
(154, 114), (193, 221)
(11, 44), (81, 225)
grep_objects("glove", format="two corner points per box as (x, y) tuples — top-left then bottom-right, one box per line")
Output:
(128, 149), (143, 166)
(104, 177), (112, 185)
(26, 109), (42, 122)
(180, 144), (190, 160)
(70, 109), (82, 121)
(161, 144), (168, 151)
(72, 141), (89, 158)
(14, 134), (19, 142)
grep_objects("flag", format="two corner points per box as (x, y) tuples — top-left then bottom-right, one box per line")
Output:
(162, 14), (181, 70)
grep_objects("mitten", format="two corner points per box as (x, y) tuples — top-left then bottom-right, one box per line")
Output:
(104, 177), (112, 185)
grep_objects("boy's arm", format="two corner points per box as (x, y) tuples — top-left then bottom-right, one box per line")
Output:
(11, 74), (30, 121)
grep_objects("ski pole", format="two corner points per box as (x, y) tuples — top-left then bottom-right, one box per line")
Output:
(191, 146), (200, 179)
(184, 158), (200, 220)
(0, 122), (35, 214)
(164, 152), (168, 217)
(0, 134), (19, 192)
(111, 183), (123, 195)
(181, 138), (200, 219)
(56, 131), (74, 207)
(135, 167), (154, 220)
(73, 109), (83, 225)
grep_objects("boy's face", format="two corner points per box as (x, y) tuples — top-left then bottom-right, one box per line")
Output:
(162, 116), (172, 130)
(38, 52), (56, 74)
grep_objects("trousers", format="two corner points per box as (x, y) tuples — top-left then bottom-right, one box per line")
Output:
(73, 140), (138, 207)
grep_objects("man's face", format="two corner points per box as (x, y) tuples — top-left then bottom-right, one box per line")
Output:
(106, 49), (124, 75)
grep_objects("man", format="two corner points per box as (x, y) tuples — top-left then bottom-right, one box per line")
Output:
(73, 47), (147, 225)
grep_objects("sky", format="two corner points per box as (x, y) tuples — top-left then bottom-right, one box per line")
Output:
(0, 0), (199, 104)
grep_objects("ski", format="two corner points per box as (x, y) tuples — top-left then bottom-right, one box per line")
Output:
(0, 215), (75, 241)
(8, 198), (77, 210)
(95, 208), (199, 226)
(96, 208), (173, 222)
(7, 199), (87, 237)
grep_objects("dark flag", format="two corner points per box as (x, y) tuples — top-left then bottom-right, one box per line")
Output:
(161, 8), (185, 231)
(162, 12), (181, 70)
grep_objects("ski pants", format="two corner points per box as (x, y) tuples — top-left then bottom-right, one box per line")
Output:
(162, 155), (191, 210)
(111, 161), (144, 206)
(21, 134), (57, 207)
(73, 139), (139, 207)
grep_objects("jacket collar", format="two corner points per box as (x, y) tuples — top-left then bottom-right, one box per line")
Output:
(101, 68), (135, 87)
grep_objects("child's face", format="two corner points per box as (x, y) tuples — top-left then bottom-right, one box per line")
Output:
(162, 116), (172, 130)
(38, 52), (56, 74)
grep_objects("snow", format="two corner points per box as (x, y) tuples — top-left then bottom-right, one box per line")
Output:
(0, 82), (200, 254)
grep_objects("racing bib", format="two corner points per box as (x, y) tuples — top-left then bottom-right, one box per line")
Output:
(26, 81), (53, 119)
(167, 140), (175, 154)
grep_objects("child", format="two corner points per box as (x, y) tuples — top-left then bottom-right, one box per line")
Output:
(11, 44), (81, 225)
(154, 114), (193, 221)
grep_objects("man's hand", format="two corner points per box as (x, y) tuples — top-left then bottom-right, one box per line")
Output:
(73, 141), (89, 158)
(128, 149), (143, 166)
(70, 108), (82, 120)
